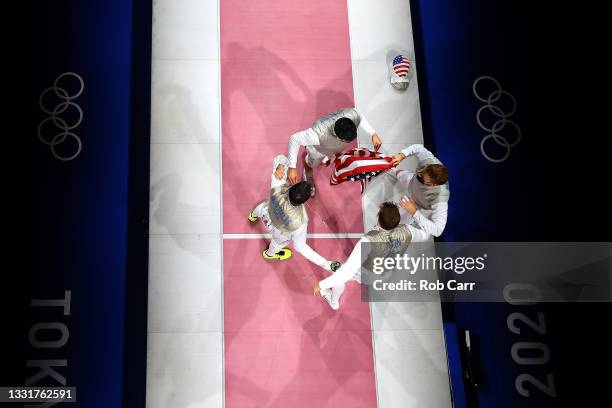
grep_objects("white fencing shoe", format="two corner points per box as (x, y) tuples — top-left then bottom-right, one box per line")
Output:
(320, 288), (339, 310)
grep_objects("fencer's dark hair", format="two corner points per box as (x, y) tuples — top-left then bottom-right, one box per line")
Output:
(378, 202), (400, 230)
(334, 118), (357, 141)
(289, 181), (312, 206)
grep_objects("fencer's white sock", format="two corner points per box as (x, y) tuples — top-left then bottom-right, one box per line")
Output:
(252, 201), (267, 218)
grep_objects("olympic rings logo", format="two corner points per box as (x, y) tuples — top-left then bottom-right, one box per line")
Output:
(37, 72), (84, 161)
(472, 76), (521, 163)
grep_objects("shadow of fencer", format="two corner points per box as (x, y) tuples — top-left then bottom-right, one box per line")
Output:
(221, 42), (316, 225)
(220, 43), (322, 405)
(259, 252), (376, 408)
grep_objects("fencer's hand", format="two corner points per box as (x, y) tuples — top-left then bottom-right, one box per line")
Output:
(391, 153), (406, 166)
(274, 164), (285, 180)
(399, 196), (417, 215)
(312, 283), (320, 295)
(372, 133), (382, 151)
(287, 167), (298, 184)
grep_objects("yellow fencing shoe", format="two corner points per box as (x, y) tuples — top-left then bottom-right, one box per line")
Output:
(262, 248), (292, 260)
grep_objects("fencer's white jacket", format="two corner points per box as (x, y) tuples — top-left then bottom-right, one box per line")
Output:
(398, 144), (449, 238)
(287, 108), (377, 168)
(318, 226), (429, 291)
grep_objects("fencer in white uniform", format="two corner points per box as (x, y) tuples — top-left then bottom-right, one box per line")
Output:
(249, 154), (340, 272)
(286, 107), (382, 194)
(312, 202), (428, 310)
(390, 144), (450, 239)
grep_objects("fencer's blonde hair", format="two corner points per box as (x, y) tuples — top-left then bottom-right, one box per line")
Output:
(421, 164), (449, 185)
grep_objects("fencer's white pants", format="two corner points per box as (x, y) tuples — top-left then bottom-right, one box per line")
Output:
(252, 201), (332, 271)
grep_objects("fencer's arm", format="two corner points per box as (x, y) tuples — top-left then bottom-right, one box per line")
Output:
(287, 128), (320, 168)
(355, 109), (377, 137)
(292, 225), (334, 272)
(400, 144), (437, 165)
(355, 109), (381, 150)
(407, 224), (430, 243)
(319, 237), (370, 290)
(271, 154), (289, 188)
(412, 202), (448, 238)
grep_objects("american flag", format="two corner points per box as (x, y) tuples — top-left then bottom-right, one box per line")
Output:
(330, 148), (396, 193)
(392, 54), (410, 77)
